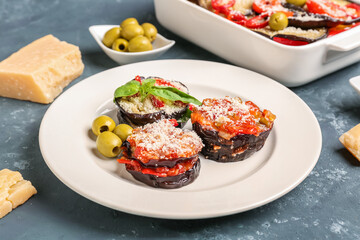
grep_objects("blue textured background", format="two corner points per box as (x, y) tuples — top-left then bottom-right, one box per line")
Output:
(1, 0), (360, 239)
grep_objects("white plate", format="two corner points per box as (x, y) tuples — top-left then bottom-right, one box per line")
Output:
(350, 76), (360, 95)
(39, 60), (322, 219)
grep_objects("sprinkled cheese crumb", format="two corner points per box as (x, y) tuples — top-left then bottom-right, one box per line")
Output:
(128, 119), (203, 161)
(255, 26), (327, 39)
(195, 96), (252, 125)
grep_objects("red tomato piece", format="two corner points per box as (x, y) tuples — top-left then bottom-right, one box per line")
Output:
(273, 37), (309, 46)
(155, 78), (176, 88)
(188, 104), (194, 111)
(346, 3), (360, 18)
(150, 95), (165, 108)
(306, 0), (348, 19)
(328, 22), (360, 37)
(134, 75), (142, 84)
(169, 119), (179, 127)
(252, 0), (293, 16)
(227, 10), (247, 21)
(212, 0), (235, 14)
(244, 15), (269, 28)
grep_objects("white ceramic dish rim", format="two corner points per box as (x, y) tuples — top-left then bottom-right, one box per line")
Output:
(39, 59), (322, 219)
(89, 24), (175, 56)
(350, 75), (360, 94)
(180, 0), (360, 51)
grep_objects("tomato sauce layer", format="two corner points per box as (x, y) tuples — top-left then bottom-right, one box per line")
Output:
(191, 96), (276, 139)
(126, 119), (203, 163)
(118, 156), (198, 177)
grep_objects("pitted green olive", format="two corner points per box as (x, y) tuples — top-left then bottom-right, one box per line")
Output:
(102, 27), (121, 48)
(128, 35), (153, 52)
(112, 38), (129, 52)
(269, 12), (288, 31)
(92, 115), (116, 136)
(141, 23), (158, 42)
(113, 124), (133, 142)
(120, 18), (139, 28)
(121, 24), (144, 41)
(286, 0), (306, 6)
(96, 131), (122, 158)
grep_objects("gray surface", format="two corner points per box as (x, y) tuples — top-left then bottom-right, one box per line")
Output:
(1, 0), (360, 239)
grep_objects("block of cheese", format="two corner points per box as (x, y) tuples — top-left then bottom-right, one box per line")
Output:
(0, 34), (84, 104)
(0, 169), (37, 219)
(7, 180), (37, 209)
(339, 123), (360, 161)
(0, 169), (23, 189)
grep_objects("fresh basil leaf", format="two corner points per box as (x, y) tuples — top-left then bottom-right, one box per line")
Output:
(150, 86), (202, 105)
(114, 80), (140, 100)
(142, 78), (156, 85)
(139, 78), (156, 101)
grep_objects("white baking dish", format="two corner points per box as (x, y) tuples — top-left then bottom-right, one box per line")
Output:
(154, 0), (360, 87)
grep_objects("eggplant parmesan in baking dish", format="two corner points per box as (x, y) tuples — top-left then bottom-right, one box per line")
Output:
(192, 0), (360, 46)
(117, 119), (203, 188)
(191, 96), (276, 162)
(114, 76), (201, 128)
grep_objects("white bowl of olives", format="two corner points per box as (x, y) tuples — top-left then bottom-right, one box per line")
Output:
(89, 19), (175, 65)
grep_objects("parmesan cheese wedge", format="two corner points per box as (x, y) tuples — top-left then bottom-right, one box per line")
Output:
(0, 169), (37, 219)
(339, 123), (360, 161)
(0, 35), (84, 104)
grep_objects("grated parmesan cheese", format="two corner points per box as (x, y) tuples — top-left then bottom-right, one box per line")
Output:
(195, 96), (252, 126)
(128, 119), (203, 160)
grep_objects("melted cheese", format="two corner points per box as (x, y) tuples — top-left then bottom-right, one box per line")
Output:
(0, 35), (84, 104)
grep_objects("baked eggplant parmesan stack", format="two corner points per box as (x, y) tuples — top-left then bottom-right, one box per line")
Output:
(114, 76), (201, 128)
(191, 96), (276, 162)
(117, 119), (203, 189)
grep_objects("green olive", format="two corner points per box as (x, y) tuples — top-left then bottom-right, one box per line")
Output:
(120, 18), (139, 28)
(112, 38), (129, 52)
(92, 115), (116, 136)
(128, 35), (153, 52)
(113, 124), (133, 142)
(102, 27), (121, 48)
(121, 24), (144, 41)
(269, 12), (288, 31)
(141, 23), (158, 42)
(286, 0), (306, 6)
(96, 131), (122, 158)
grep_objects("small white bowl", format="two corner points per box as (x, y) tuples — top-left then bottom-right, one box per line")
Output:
(89, 25), (175, 65)
(350, 76), (360, 95)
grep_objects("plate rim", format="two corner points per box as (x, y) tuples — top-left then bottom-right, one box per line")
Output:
(39, 59), (322, 219)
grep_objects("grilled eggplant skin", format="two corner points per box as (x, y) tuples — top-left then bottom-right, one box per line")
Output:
(116, 103), (189, 129)
(193, 122), (272, 162)
(254, 26), (328, 43)
(126, 158), (201, 189)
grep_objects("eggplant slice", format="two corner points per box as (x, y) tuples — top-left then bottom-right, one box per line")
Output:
(122, 140), (199, 168)
(116, 103), (189, 128)
(126, 158), (201, 189)
(288, 12), (360, 29)
(115, 77), (190, 128)
(254, 26), (328, 42)
(193, 122), (272, 162)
